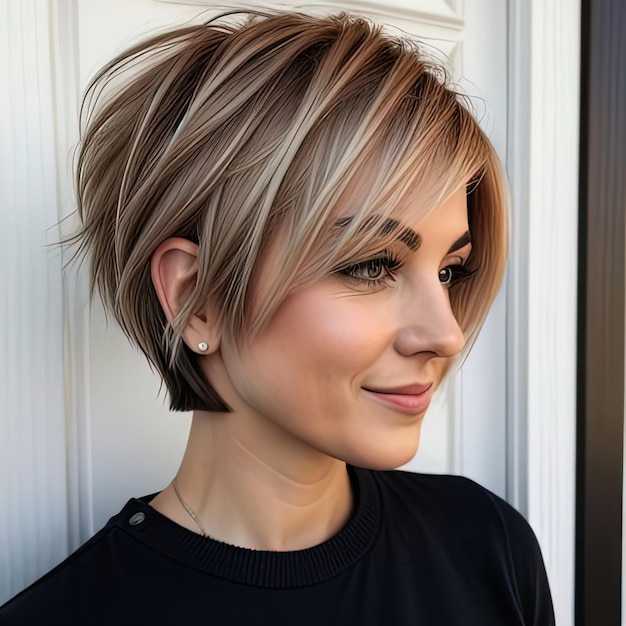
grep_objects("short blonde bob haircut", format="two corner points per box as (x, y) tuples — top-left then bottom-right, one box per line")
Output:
(75, 10), (508, 412)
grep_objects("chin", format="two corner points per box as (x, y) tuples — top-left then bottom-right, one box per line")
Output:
(343, 433), (422, 472)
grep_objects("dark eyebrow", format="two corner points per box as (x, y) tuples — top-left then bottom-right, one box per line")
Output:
(334, 216), (421, 251)
(447, 231), (471, 254)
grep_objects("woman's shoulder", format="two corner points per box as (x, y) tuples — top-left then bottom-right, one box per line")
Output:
(369, 467), (537, 543)
(365, 467), (554, 624)
(0, 500), (141, 623)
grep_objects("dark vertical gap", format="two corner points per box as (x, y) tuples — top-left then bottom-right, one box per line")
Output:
(575, 1), (591, 622)
(576, 1), (626, 624)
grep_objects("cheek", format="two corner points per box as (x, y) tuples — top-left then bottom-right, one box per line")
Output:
(260, 290), (390, 372)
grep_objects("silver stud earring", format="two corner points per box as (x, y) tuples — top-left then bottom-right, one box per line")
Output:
(198, 341), (208, 352)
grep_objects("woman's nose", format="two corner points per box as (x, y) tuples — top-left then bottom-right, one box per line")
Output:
(393, 281), (466, 359)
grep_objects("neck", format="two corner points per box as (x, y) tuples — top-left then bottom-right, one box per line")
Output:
(152, 410), (353, 551)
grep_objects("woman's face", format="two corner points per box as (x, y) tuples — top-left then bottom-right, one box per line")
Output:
(206, 186), (471, 470)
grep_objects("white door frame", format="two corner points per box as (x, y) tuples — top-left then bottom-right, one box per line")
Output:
(506, 1), (579, 624)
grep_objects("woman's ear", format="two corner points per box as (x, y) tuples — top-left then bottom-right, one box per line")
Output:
(151, 238), (221, 354)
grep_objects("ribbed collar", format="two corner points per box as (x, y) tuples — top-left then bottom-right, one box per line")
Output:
(110, 466), (381, 589)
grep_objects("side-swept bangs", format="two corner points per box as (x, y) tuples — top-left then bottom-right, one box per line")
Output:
(255, 70), (507, 352)
(74, 10), (507, 411)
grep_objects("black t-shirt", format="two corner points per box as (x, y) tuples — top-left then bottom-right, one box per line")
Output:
(0, 467), (555, 625)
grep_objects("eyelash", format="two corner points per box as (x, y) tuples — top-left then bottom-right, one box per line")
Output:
(337, 253), (476, 289)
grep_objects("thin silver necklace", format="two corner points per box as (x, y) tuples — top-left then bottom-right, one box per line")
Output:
(172, 477), (208, 537)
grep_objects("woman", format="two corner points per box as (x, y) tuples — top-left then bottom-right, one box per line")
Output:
(0, 10), (554, 624)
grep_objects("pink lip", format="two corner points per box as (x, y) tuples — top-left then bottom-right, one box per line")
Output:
(362, 383), (434, 415)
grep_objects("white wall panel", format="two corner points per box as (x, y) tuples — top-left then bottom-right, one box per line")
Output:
(0, 0), (70, 602)
(507, 1), (579, 623)
(454, 0), (508, 497)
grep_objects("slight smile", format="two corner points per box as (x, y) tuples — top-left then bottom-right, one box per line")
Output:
(362, 383), (434, 415)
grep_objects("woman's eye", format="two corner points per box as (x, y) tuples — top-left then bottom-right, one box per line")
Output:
(439, 264), (475, 286)
(337, 254), (400, 286)
(439, 267), (454, 285)
(354, 259), (386, 280)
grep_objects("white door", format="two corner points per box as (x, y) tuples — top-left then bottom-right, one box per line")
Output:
(0, 0), (509, 602)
